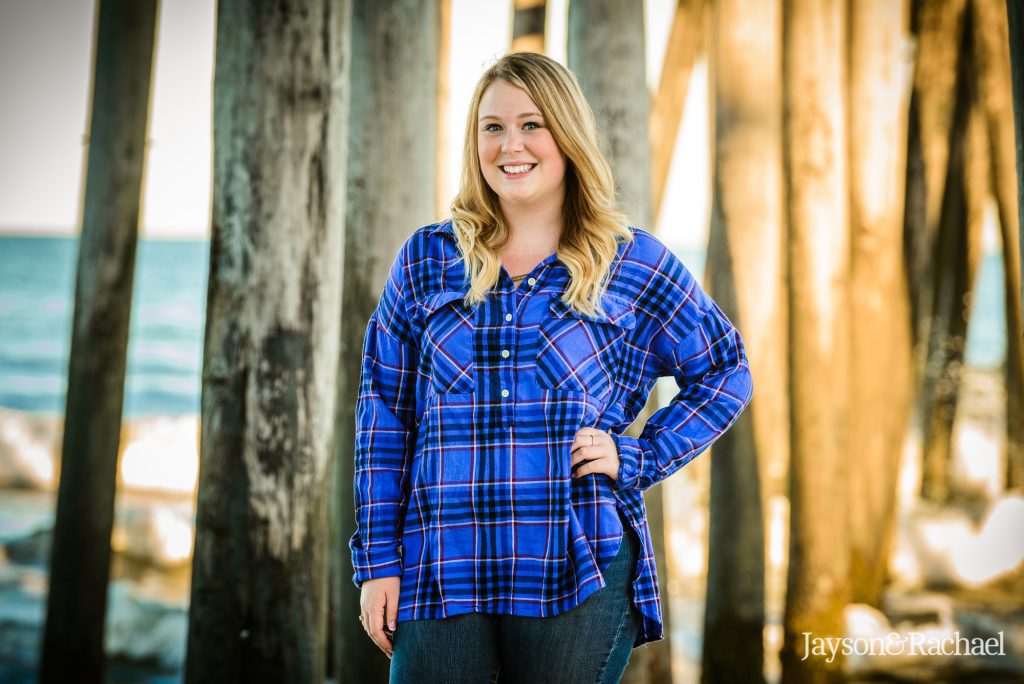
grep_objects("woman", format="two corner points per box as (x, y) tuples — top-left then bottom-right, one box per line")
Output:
(351, 52), (753, 683)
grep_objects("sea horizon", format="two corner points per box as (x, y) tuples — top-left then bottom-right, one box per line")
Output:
(0, 232), (1008, 419)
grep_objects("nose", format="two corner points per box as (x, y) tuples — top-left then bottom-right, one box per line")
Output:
(501, 128), (524, 153)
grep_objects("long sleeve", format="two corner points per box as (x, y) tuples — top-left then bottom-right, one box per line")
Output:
(349, 246), (419, 588)
(610, 274), (753, 493)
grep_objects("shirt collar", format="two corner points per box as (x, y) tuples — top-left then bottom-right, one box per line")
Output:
(428, 219), (456, 236)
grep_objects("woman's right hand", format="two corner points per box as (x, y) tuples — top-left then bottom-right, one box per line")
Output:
(359, 576), (401, 659)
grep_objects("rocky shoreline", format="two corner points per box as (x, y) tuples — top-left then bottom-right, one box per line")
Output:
(1, 366), (1021, 681)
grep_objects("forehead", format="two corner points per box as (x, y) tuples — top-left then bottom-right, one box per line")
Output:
(478, 80), (542, 118)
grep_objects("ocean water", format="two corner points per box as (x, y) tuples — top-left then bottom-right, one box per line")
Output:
(0, 234), (1008, 418)
(0, 235), (207, 417)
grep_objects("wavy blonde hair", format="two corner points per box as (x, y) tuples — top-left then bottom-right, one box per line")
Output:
(450, 52), (632, 318)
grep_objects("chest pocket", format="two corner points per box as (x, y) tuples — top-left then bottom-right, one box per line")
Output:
(418, 291), (476, 395)
(536, 293), (636, 400)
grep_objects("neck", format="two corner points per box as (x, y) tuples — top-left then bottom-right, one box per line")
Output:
(499, 192), (564, 250)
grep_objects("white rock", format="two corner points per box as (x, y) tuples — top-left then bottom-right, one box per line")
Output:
(105, 580), (187, 668)
(111, 505), (194, 568)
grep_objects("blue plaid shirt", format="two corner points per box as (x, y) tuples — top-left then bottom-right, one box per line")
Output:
(350, 219), (753, 648)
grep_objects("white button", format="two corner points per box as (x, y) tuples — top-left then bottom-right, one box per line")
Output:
(505, 313), (513, 321)
(501, 389), (510, 398)
(501, 349), (510, 358)
(527, 277), (536, 286)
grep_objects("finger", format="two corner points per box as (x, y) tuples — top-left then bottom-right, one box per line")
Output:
(575, 429), (608, 452)
(575, 454), (614, 478)
(385, 592), (399, 640)
(374, 605), (394, 655)
(570, 428), (597, 451)
(572, 451), (604, 472)
(570, 444), (593, 464)
(573, 438), (602, 458)
(369, 621), (393, 657)
(370, 629), (391, 658)
(573, 454), (603, 475)
(572, 443), (612, 467)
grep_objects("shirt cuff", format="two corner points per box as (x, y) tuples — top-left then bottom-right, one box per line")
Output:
(350, 540), (403, 589)
(610, 432), (643, 491)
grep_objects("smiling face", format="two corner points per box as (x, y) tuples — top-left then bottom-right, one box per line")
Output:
(476, 79), (568, 214)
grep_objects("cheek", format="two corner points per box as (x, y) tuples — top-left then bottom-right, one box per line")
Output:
(478, 137), (496, 163)
(547, 148), (567, 182)
(540, 137), (565, 174)
(477, 144), (498, 188)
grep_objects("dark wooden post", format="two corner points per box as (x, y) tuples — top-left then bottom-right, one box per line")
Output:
(568, 3), (668, 682)
(184, 1), (350, 681)
(332, 1), (441, 682)
(512, 0), (546, 54)
(40, 1), (158, 681)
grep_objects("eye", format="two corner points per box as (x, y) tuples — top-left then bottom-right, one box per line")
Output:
(523, 121), (543, 131)
(482, 123), (502, 133)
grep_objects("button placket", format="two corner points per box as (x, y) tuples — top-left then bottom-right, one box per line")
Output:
(500, 294), (515, 408)
(499, 263), (546, 413)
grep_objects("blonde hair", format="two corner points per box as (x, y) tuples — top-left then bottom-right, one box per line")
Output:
(450, 52), (632, 318)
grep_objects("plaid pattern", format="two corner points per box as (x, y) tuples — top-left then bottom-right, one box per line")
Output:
(350, 219), (753, 648)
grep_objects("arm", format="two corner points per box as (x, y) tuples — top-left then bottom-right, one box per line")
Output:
(610, 260), (753, 492)
(349, 246), (418, 588)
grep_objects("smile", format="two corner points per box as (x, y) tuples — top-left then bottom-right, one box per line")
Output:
(500, 163), (536, 176)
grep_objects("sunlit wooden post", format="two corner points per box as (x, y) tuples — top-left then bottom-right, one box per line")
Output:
(846, 0), (913, 607)
(780, 0), (850, 680)
(185, 1), (350, 681)
(568, 3), (669, 682)
(1013, 0), (1024, 360)
(650, 0), (706, 222)
(332, 1), (441, 682)
(1009, 0), (1024, 491)
(701, 0), (781, 680)
(974, 0), (1024, 492)
(40, 2), (158, 682)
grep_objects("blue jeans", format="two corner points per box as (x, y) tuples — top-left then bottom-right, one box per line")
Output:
(390, 510), (643, 683)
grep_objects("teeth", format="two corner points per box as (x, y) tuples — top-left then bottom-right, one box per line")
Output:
(502, 164), (533, 174)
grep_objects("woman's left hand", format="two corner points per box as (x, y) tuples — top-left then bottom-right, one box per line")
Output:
(570, 428), (620, 481)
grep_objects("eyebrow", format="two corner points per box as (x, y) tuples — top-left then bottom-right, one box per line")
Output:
(478, 112), (544, 122)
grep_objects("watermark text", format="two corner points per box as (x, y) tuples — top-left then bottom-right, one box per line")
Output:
(802, 631), (1006, 664)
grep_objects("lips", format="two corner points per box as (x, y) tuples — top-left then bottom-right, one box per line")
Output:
(500, 163), (536, 175)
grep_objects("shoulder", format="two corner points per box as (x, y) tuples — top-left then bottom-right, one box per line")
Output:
(396, 219), (456, 268)
(386, 218), (461, 296)
(619, 226), (667, 263)
(618, 228), (689, 280)
(612, 227), (711, 314)
(374, 219), (455, 337)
